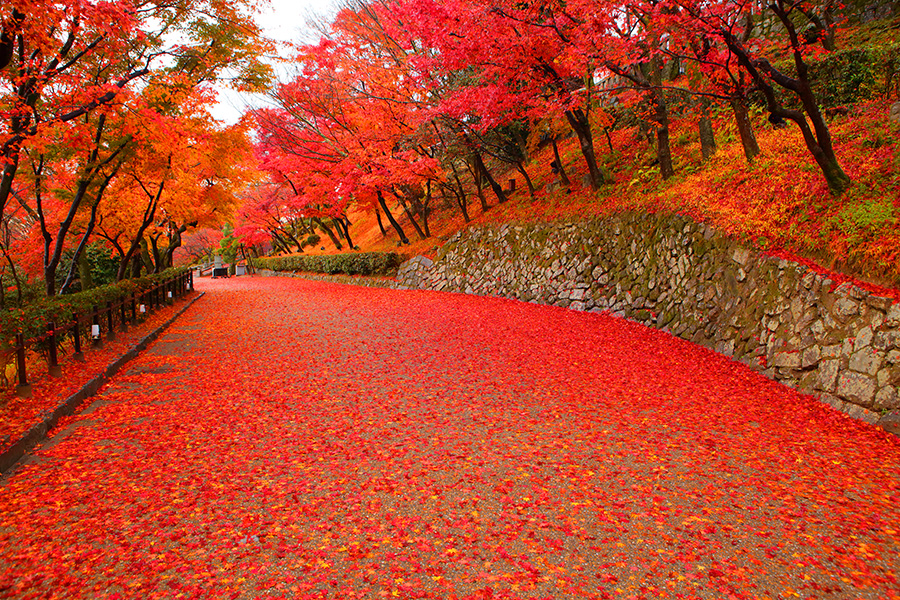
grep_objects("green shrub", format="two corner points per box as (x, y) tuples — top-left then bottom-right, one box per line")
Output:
(252, 252), (403, 277)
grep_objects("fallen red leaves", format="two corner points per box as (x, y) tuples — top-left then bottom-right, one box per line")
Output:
(0, 298), (195, 455)
(1, 276), (899, 599)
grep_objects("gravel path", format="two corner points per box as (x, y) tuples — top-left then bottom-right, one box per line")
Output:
(2, 276), (899, 600)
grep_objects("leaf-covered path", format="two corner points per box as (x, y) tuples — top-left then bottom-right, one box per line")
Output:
(2, 276), (900, 600)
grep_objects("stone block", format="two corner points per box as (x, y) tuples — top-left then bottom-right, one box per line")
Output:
(818, 359), (840, 392)
(877, 410), (900, 436)
(773, 352), (801, 369)
(715, 339), (735, 357)
(867, 295), (893, 311)
(885, 303), (900, 327)
(832, 297), (860, 320)
(873, 331), (900, 351)
(801, 271), (815, 289)
(848, 349), (883, 376)
(837, 371), (877, 406)
(819, 393), (844, 410)
(843, 403), (879, 425)
(854, 326), (874, 352)
(801, 346), (821, 369)
(633, 309), (653, 321)
(875, 386), (900, 410)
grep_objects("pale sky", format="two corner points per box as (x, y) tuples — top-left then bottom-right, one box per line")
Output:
(209, 0), (340, 124)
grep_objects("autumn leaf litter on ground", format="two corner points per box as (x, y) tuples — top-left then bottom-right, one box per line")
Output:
(1, 276), (899, 600)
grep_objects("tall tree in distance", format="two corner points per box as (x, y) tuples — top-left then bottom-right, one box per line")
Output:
(663, 0), (851, 194)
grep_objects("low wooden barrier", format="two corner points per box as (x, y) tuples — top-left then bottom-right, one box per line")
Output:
(11, 271), (194, 398)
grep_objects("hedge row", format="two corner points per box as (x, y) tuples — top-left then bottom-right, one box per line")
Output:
(252, 252), (403, 277)
(0, 267), (190, 342)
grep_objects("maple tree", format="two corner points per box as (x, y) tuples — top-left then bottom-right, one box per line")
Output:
(176, 227), (226, 265)
(252, 5), (447, 248)
(391, 0), (615, 189)
(93, 87), (253, 281)
(658, 0), (852, 193)
(0, 0), (269, 299)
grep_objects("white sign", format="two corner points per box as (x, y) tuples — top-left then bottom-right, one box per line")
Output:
(139, 304), (146, 313)
(167, 291), (173, 298)
(91, 324), (100, 338)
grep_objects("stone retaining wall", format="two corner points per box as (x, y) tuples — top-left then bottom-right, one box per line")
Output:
(395, 212), (900, 433)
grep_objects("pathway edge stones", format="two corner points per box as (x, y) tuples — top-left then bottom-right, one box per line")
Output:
(0, 292), (206, 476)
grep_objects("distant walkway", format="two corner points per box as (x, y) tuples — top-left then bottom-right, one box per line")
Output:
(2, 276), (899, 599)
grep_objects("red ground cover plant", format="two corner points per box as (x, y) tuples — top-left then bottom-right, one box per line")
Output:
(1, 276), (898, 599)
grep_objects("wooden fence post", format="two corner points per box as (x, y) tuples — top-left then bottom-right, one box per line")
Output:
(15, 333), (31, 398)
(47, 323), (62, 377)
(91, 305), (103, 348)
(106, 301), (116, 341)
(72, 313), (84, 362)
(120, 299), (128, 333)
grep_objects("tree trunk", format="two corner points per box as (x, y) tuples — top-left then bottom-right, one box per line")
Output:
(603, 127), (614, 153)
(149, 234), (163, 273)
(77, 253), (93, 291)
(162, 222), (194, 269)
(333, 217), (353, 249)
(332, 218), (346, 242)
(722, 6), (850, 194)
(471, 149), (508, 204)
(270, 232), (291, 254)
(59, 203), (100, 295)
(0, 158), (19, 220)
(131, 254), (142, 278)
(795, 81), (850, 195)
(649, 57), (675, 180)
(564, 108), (609, 188)
(140, 240), (154, 274)
(375, 206), (387, 236)
(313, 218), (343, 250)
(280, 228), (304, 252)
(377, 191), (409, 244)
(472, 164), (489, 212)
(449, 162), (471, 222)
(551, 139), (571, 187)
(0, 238), (23, 307)
(698, 99), (717, 160)
(655, 101), (675, 179)
(731, 97), (760, 162)
(515, 162), (536, 199)
(395, 192), (427, 240)
(417, 182), (432, 238)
